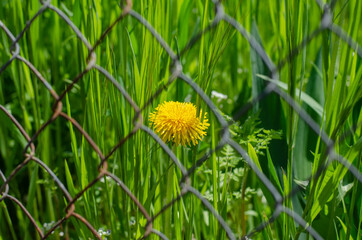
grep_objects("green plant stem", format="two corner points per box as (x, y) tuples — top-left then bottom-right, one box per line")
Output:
(346, 151), (361, 240)
(0, 201), (17, 240)
(211, 115), (219, 238)
(165, 144), (176, 238)
(241, 164), (250, 236)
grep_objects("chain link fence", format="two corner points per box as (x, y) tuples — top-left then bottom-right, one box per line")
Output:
(0, 0), (361, 239)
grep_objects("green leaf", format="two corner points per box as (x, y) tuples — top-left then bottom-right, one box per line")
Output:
(310, 165), (335, 222)
(248, 142), (261, 170)
(256, 74), (324, 118)
(64, 159), (76, 197)
(336, 217), (353, 240)
(266, 148), (283, 194)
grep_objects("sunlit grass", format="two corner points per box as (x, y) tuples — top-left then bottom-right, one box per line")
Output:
(0, 0), (361, 239)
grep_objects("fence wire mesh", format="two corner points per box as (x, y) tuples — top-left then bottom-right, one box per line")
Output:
(0, 0), (361, 239)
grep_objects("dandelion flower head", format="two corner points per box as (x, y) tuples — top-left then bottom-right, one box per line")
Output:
(149, 101), (210, 146)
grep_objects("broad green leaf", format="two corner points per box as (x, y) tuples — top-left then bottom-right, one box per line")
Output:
(293, 50), (324, 180)
(310, 165), (335, 221)
(257, 74), (324, 118)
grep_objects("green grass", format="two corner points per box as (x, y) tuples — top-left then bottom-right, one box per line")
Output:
(0, 0), (361, 239)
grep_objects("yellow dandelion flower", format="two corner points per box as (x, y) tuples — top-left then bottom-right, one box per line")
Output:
(149, 101), (210, 146)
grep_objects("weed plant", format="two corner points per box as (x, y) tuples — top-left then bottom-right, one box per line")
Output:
(0, 0), (361, 239)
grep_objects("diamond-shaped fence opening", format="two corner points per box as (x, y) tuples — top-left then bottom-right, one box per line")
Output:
(0, 0), (361, 239)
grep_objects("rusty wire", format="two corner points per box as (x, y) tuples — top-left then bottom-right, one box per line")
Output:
(0, 0), (361, 239)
